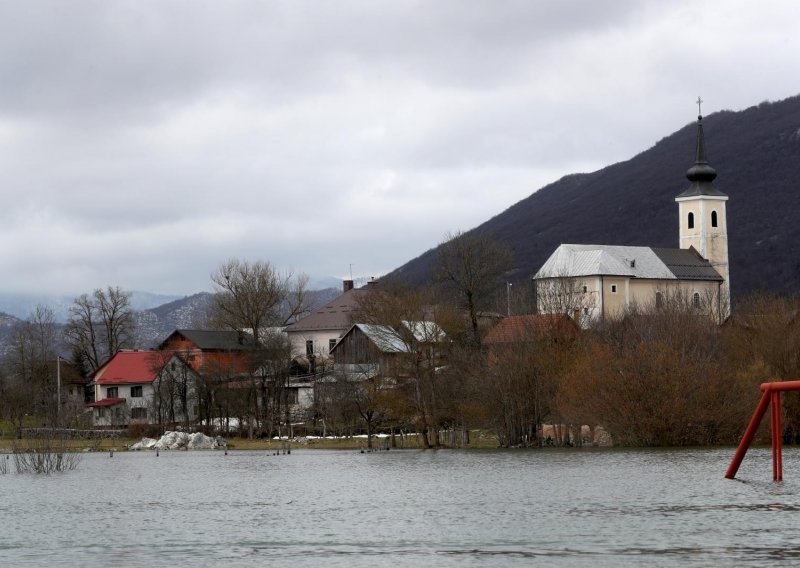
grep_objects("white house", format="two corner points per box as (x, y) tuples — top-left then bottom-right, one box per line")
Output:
(284, 279), (373, 363)
(88, 350), (198, 427)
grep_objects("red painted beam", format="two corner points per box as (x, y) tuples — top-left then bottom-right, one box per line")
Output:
(761, 380), (800, 392)
(725, 389), (771, 479)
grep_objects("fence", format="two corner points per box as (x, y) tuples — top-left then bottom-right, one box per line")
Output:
(18, 428), (125, 440)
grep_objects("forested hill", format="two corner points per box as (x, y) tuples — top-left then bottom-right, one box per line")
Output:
(390, 95), (800, 299)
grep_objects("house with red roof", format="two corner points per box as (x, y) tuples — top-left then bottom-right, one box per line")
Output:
(88, 350), (198, 427)
(483, 314), (579, 363)
(158, 329), (258, 377)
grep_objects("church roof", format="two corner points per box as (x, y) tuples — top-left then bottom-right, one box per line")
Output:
(534, 244), (722, 282)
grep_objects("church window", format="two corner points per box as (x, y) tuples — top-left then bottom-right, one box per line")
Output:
(582, 285), (588, 293)
(692, 292), (701, 309)
(688, 212), (695, 229)
(711, 210), (718, 227)
(655, 292), (663, 309)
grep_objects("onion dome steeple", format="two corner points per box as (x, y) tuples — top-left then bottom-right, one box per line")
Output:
(676, 100), (727, 199)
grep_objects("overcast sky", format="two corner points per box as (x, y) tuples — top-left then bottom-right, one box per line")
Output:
(1, 0), (798, 296)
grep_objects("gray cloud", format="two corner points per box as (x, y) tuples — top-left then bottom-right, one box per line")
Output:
(0, 0), (798, 295)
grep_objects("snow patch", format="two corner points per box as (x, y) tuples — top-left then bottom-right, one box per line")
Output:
(130, 431), (226, 450)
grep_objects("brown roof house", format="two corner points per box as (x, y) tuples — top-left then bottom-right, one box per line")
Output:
(284, 279), (374, 364)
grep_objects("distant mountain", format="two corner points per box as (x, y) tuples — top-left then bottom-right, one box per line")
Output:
(0, 311), (21, 358)
(0, 291), (184, 322)
(134, 293), (215, 346)
(391, 95), (800, 300)
(133, 287), (342, 346)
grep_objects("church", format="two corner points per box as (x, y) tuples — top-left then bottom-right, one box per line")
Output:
(533, 110), (730, 325)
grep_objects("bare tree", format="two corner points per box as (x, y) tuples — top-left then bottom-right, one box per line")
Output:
(534, 274), (597, 326)
(436, 230), (513, 346)
(3, 305), (60, 425)
(351, 283), (453, 447)
(209, 258), (311, 343)
(64, 287), (135, 373)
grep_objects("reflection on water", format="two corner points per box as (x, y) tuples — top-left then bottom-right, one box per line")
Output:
(1, 447), (800, 567)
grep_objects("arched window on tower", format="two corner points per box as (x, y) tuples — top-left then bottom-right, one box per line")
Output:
(692, 292), (701, 309)
(711, 210), (718, 228)
(688, 212), (695, 229)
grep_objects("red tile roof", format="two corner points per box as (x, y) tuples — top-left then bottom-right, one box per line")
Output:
(483, 314), (577, 344)
(87, 397), (127, 408)
(91, 351), (163, 385)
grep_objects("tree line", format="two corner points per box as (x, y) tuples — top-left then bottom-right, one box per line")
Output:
(1, 232), (799, 447)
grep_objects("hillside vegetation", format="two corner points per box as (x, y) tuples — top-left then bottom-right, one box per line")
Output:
(391, 95), (800, 300)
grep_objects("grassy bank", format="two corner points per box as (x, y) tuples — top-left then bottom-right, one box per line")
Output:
(0, 432), (500, 452)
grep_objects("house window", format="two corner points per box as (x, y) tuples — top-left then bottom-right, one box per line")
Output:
(131, 386), (143, 398)
(305, 340), (314, 356)
(329, 339), (337, 352)
(285, 388), (299, 405)
(693, 292), (701, 309)
(106, 387), (118, 398)
(655, 292), (664, 309)
(97, 408), (107, 418)
(131, 407), (147, 420)
(711, 210), (718, 227)
(688, 212), (695, 229)
(611, 284), (618, 294)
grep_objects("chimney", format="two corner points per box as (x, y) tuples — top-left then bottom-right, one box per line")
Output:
(343, 280), (354, 292)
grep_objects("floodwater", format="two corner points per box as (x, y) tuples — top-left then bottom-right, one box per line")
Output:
(1, 447), (800, 567)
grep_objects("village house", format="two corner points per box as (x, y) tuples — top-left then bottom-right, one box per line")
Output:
(160, 328), (315, 421)
(331, 320), (446, 380)
(87, 350), (198, 427)
(158, 329), (258, 377)
(284, 279), (375, 366)
(483, 314), (578, 361)
(533, 113), (729, 324)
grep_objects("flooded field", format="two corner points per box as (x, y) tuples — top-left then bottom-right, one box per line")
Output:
(1, 447), (800, 567)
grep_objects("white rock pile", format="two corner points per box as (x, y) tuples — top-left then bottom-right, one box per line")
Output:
(130, 431), (226, 451)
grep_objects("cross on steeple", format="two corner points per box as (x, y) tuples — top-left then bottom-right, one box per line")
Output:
(696, 96), (703, 118)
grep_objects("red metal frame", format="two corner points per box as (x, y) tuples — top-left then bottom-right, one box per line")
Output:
(725, 381), (800, 481)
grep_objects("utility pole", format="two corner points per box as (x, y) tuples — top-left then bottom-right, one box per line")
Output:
(56, 355), (61, 426)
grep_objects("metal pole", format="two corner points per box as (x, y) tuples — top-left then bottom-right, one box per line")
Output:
(775, 391), (783, 482)
(506, 282), (512, 316)
(56, 355), (61, 426)
(725, 389), (770, 479)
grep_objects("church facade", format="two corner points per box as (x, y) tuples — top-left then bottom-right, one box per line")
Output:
(533, 113), (730, 325)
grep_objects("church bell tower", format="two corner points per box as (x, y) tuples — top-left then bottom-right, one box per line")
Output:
(675, 102), (730, 316)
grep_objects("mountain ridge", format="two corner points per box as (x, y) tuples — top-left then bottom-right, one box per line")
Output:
(390, 95), (800, 300)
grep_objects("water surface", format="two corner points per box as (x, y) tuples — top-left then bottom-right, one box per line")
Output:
(1, 447), (799, 566)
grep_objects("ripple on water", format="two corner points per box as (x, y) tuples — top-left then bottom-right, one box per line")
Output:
(1, 447), (800, 567)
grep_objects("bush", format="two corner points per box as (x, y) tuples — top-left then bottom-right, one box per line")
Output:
(125, 422), (163, 440)
(12, 437), (80, 474)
